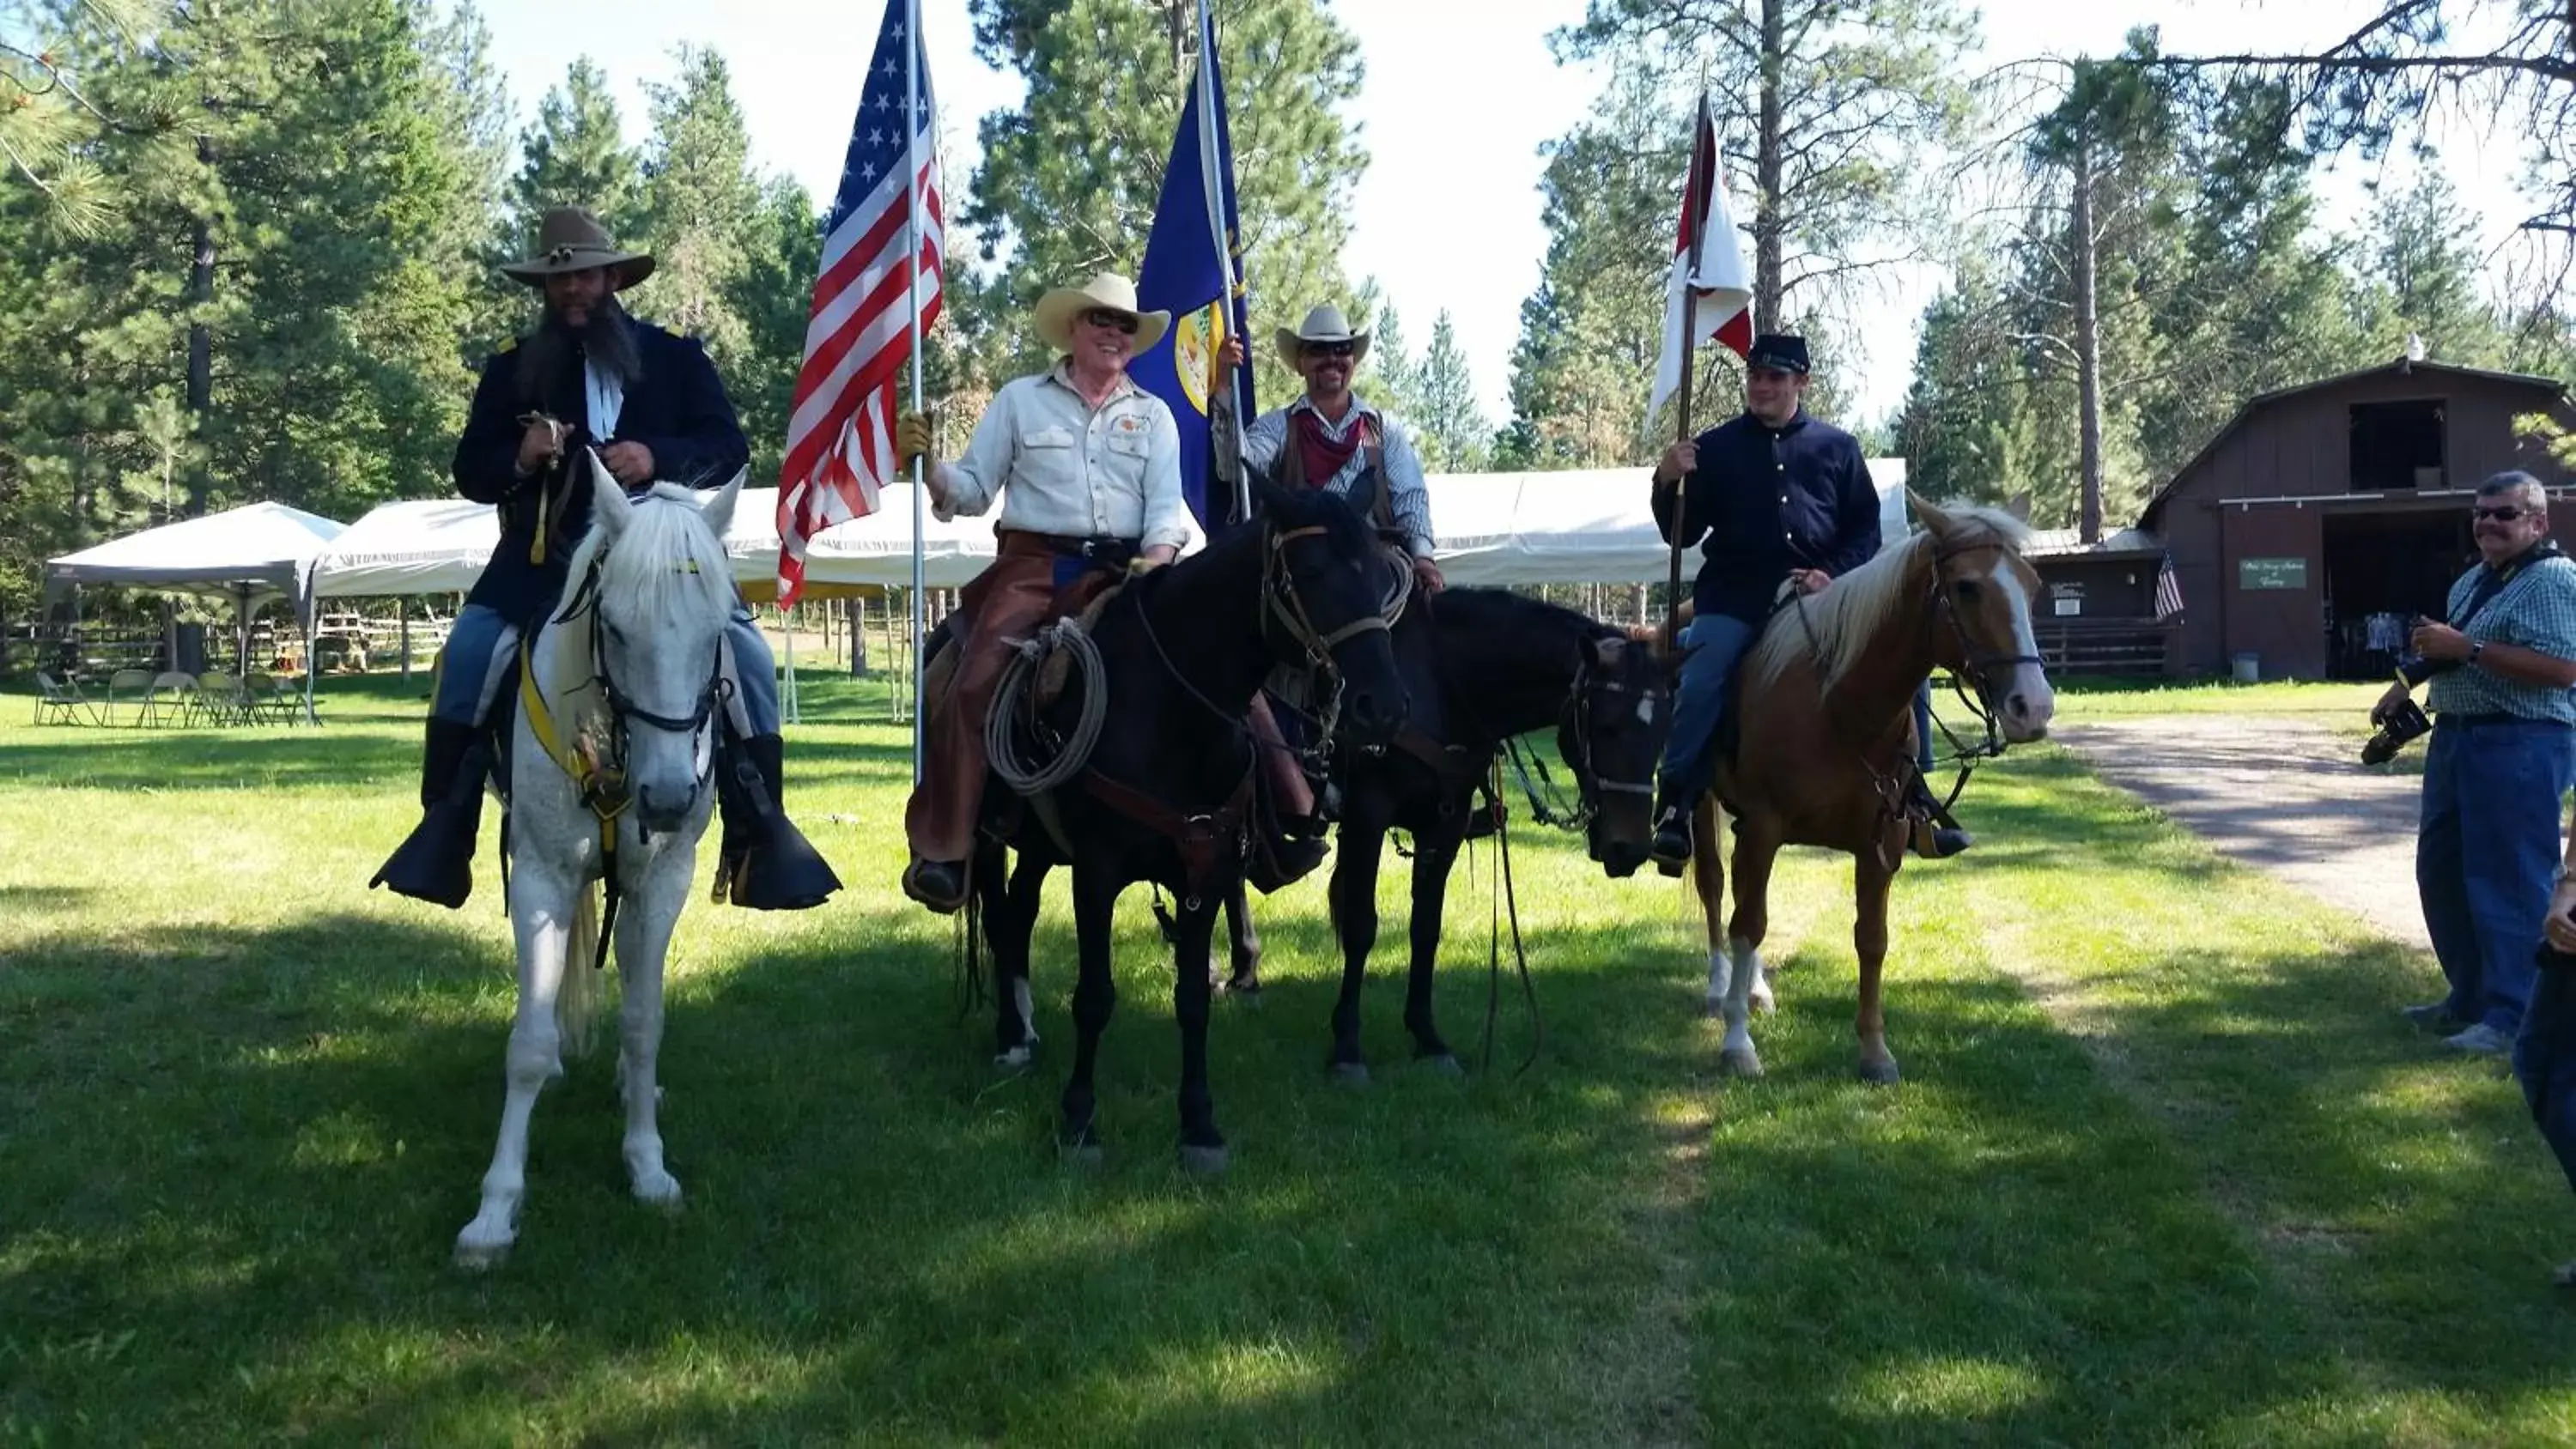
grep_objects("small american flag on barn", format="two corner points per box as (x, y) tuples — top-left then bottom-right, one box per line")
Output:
(2154, 549), (2185, 621)
(775, 0), (943, 606)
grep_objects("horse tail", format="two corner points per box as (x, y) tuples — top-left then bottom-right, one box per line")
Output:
(557, 880), (605, 1059)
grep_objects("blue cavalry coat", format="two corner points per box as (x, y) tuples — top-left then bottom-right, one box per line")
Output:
(452, 316), (750, 625)
(1651, 409), (1880, 626)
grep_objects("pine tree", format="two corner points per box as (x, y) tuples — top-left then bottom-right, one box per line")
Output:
(1413, 310), (1487, 472)
(1361, 299), (1424, 421)
(961, 0), (1365, 406)
(635, 46), (769, 417)
(507, 57), (641, 242)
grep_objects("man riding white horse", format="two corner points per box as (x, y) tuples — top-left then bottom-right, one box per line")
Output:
(369, 206), (840, 912)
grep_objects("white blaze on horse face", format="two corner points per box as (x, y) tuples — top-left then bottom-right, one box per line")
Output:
(1990, 562), (2057, 741)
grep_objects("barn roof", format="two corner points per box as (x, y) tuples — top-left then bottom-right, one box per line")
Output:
(2138, 355), (2567, 529)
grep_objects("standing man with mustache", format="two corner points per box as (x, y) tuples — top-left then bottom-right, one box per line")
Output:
(370, 207), (840, 914)
(2379, 470), (2576, 1058)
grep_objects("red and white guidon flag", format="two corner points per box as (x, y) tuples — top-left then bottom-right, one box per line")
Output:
(1645, 90), (1753, 433)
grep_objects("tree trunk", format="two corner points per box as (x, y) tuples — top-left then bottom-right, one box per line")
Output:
(1753, 0), (1786, 335)
(2072, 145), (2105, 545)
(185, 135), (216, 518)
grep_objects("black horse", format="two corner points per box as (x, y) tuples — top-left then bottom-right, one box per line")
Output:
(970, 483), (1407, 1172)
(1251, 588), (1674, 1079)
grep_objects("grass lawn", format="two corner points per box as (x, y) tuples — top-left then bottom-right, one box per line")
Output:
(2, 672), (2571, 1445)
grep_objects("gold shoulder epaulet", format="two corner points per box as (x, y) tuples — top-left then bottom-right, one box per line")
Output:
(495, 336), (518, 354)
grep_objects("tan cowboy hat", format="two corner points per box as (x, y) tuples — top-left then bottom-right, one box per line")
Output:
(1273, 303), (1371, 370)
(501, 207), (655, 288)
(1033, 272), (1170, 354)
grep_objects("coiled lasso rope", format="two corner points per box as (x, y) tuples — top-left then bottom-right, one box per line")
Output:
(985, 617), (1110, 795)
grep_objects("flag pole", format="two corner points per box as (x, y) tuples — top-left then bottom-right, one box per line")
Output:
(903, 0), (927, 783)
(1199, 0), (1249, 530)
(1662, 94), (1713, 657)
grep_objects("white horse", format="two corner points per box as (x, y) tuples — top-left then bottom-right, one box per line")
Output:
(455, 457), (741, 1269)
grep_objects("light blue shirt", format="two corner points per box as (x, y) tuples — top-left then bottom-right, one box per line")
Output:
(2427, 551), (2576, 724)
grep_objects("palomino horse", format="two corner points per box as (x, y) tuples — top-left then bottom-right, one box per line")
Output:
(971, 483), (1407, 1171)
(454, 459), (742, 1268)
(1693, 493), (2054, 1084)
(1305, 587), (1672, 1080)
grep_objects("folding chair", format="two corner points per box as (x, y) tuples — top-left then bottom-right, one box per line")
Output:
(191, 670), (252, 726)
(144, 671), (198, 727)
(106, 669), (155, 726)
(33, 671), (99, 725)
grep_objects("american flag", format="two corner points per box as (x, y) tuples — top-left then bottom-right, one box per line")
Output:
(2154, 549), (2185, 620)
(775, 0), (943, 606)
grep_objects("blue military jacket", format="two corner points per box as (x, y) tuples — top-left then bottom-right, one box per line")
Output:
(1650, 409), (1880, 625)
(453, 317), (750, 624)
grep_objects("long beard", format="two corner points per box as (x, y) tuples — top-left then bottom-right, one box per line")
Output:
(516, 296), (641, 412)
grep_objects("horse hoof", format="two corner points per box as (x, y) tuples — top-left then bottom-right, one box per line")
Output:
(1178, 1143), (1230, 1176)
(1223, 974), (1263, 1000)
(994, 1045), (1036, 1071)
(453, 1229), (513, 1271)
(631, 1173), (683, 1213)
(1702, 996), (1726, 1020)
(1751, 990), (1777, 1016)
(1858, 1058), (1901, 1087)
(1720, 1046), (1765, 1078)
(1058, 1137), (1104, 1171)
(1330, 1061), (1370, 1087)
(1419, 1053), (1465, 1078)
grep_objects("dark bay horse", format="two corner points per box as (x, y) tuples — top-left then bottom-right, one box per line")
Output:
(1305, 588), (1673, 1081)
(970, 484), (1406, 1171)
(1693, 494), (2055, 1084)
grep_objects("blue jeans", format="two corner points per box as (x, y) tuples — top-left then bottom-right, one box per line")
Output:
(2416, 718), (2576, 1034)
(2517, 955), (2576, 1196)
(1659, 612), (1759, 802)
(431, 600), (781, 737)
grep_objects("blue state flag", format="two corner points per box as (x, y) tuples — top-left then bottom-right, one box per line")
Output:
(1133, 0), (1253, 532)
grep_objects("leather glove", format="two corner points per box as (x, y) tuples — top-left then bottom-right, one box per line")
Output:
(1127, 555), (1167, 579)
(894, 410), (933, 464)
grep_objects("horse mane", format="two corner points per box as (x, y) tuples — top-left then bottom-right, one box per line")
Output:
(570, 480), (736, 628)
(1431, 586), (1613, 651)
(1742, 503), (2030, 693)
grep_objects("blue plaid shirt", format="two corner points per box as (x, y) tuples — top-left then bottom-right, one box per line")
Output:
(2427, 551), (2576, 724)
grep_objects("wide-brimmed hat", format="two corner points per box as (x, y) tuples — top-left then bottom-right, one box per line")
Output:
(1033, 272), (1170, 354)
(1274, 303), (1371, 370)
(501, 207), (654, 288)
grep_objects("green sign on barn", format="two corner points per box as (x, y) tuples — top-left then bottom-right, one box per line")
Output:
(2238, 557), (2307, 591)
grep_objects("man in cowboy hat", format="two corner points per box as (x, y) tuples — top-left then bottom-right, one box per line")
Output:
(1644, 332), (1965, 873)
(370, 205), (841, 913)
(1216, 301), (1444, 862)
(890, 271), (1190, 912)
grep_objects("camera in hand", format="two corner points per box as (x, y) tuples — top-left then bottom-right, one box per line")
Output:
(2362, 693), (2432, 765)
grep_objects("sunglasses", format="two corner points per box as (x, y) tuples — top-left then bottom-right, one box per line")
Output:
(1082, 309), (1139, 335)
(2473, 506), (2533, 522)
(1301, 340), (1357, 359)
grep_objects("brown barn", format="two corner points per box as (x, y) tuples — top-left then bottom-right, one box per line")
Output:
(2137, 354), (2576, 680)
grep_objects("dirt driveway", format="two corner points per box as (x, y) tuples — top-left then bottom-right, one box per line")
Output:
(2050, 716), (2428, 951)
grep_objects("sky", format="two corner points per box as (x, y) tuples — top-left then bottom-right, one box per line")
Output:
(476, 0), (2547, 427)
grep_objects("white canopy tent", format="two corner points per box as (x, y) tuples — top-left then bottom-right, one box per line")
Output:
(43, 501), (346, 721)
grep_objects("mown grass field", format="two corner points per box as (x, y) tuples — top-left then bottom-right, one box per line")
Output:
(2, 673), (2571, 1445)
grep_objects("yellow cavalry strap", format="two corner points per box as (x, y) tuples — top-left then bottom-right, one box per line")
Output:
(518, 647), (629, 863)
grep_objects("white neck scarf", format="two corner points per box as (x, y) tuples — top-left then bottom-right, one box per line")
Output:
(585, 360), (625, 440)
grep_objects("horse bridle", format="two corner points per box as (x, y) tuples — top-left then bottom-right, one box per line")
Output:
(1924, 539), (2043, 762)
(550, 554), (726, 822)
(1496, 638), (1664, 834)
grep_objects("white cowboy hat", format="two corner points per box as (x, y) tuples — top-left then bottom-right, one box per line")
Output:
(499, 207), (654, 289)
(1273, 303), (1372, 370)
(1033, 272), (1170, 354)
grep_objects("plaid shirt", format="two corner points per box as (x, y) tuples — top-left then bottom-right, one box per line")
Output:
(2427, 551), (2576, 724)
